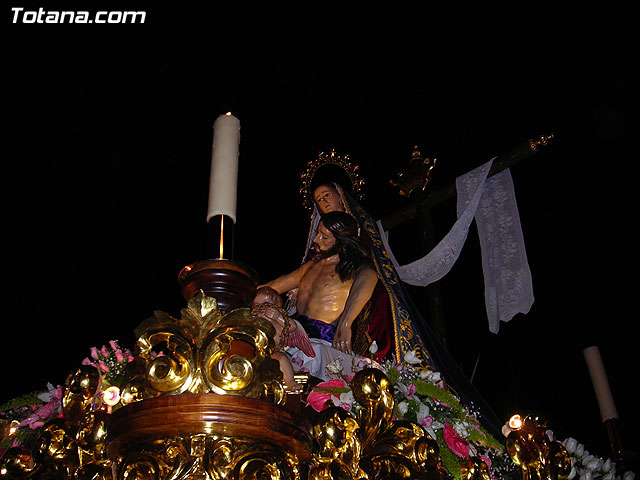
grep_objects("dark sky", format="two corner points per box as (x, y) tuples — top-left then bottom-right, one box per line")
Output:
(4, 12), (636, 458)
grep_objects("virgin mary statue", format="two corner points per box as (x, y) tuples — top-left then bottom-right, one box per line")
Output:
(292, 150), (503, 437)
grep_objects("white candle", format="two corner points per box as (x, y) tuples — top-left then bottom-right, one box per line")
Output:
(583, 346), (619, 422)
(207, 112), (240, 223)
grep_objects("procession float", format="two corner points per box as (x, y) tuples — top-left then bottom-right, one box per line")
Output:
(1, 114), (635, 480)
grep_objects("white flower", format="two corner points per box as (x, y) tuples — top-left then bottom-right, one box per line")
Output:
(397, 401), (409, 415)
(331, 390), (354, 410)
(585, 457), (601, 472)
(419, 369), (441, 383)
(403, 350), (421, 365)
(369, 340), (378, 354)
(325, 358), (343, 375)
(453, 422), (469, 438)
(37, 383), (58, 403)
(432, 420), (444, 430)
(416, 402), (430, 425)
(564, 438), (578, 454)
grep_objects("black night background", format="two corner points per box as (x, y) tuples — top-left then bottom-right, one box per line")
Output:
(4, 8), (637, 464)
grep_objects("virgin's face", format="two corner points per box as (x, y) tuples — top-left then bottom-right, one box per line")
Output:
(313, 221), (336, 253)
(313, 185), (344, 214)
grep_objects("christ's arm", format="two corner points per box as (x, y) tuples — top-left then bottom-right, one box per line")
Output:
(263, 262), (311, 295)
(332, 265), (378, 354)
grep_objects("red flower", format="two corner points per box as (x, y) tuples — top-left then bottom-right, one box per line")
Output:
(443, 422), (469, 458)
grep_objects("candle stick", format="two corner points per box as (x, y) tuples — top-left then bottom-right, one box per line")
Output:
(583, 346), (618, 422)
(207, 112), (240, 223)
(219, 214), (225, 259)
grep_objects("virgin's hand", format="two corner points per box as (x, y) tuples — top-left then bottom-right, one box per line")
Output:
(332, 323), (353, 354)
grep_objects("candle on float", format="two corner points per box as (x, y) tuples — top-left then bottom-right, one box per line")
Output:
(583, 346), (619, 422)
(207, 112), (240, 223)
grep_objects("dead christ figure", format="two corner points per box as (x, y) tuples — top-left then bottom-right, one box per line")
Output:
(265, 212), (377, 351)
(261, 211), (379, 379)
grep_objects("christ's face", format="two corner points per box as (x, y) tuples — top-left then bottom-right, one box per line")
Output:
(313, 221), (336, 253)
(313, 185), (344, 214)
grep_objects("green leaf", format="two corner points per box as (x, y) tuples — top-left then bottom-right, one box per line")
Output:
(415, 381), (463, 414)
(0, 391), (44, 412)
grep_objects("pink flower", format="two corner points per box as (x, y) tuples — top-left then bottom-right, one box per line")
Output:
(307, 389), (331, 412)
(52, 385), (63, 400)
(342, 374), (355, 383)
(98, 361), (110, 373)
(90, 347), (100, 360)
(306, 379), (347, 412)
(357, 359), (370, 369)
(480, 455), (492, 469)
(18, 414), (39, 428)
(406, 383), (417, 396)
(101, 345), (110, 358)
(443, 422), (469, 458)
(35, 401), (57, 419)
(109, 340), (119, 351)
(115, 349), (124, 362)
(82, 357), (93, 366)
(421, 415), (434, 428)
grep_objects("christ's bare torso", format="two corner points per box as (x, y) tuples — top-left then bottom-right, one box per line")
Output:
(296, 256), (354, 324)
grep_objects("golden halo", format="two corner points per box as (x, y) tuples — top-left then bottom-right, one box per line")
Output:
(299, 149), (365, 210)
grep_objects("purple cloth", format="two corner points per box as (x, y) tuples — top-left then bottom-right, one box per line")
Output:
(294, 314), (336, 343)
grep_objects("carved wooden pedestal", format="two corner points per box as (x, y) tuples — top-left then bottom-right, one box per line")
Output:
(178, 259), (260, 312)
(108, 394), (312, 480)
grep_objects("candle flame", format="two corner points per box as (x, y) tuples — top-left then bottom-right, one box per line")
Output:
(8, 420), (19, 436)
(103, 386), (121, 406)
(225, 112), (232, 116)
(508, 414), (523, 430)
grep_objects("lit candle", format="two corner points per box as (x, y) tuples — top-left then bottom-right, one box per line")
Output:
(207, 112), (240, 223)
(583, 346), (618, 422)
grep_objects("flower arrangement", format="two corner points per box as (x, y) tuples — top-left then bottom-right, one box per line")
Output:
(306, 350), (516, 480)
(560, 436), (620, 480)
(0, 383), (63, 451)
(81, 339), (135, 390)
(0, 340), (134, 454)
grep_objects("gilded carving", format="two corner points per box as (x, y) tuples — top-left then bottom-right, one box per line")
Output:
(308, 368), (450, 480)
(506, 414), (571, 480)
(124, 290), (286, 403)
(113, 434), (302, 480)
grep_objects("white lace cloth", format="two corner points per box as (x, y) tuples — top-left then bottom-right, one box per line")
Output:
(287, 338), (379, 381)
(379, 158), (534, 333)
